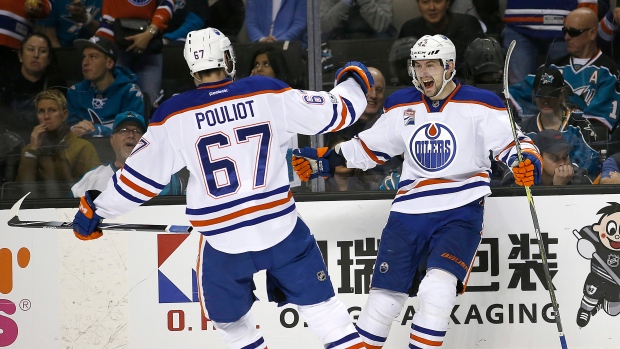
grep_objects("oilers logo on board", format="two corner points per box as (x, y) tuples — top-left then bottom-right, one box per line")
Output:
(409, 122), (456, 172)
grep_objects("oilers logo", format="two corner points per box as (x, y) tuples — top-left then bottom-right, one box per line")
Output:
(129, 0), (152, 6)
(409, 122), (456, 172)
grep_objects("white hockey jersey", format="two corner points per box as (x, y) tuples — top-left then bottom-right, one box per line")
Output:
(340, 83), (538, 214)
(92, 76), (367, 253)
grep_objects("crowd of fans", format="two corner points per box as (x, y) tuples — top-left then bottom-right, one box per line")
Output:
(1, 0), (620, 199)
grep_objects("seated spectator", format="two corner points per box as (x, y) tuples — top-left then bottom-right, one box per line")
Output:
(37, 0), (102, 48)
(249, 46), (294, 85)
(95, 0), (174, 108)
(67, 36), (144, 138)
(503, 1), (596, 84)
(71, 111), (183, 197)
(0, 1), (53, 75)
(327, 67), (403, 190)
(388, 36), (417, 86)
(533, 129), (592, 186)
(599, 151), (620, 184)
(16, 89), (101, 193)
(461, 37), (504, 86)
(245, 0), (307, 47)
(162, 0), (209, 45)
(519, 66), (599, 176)
(205, 0), (245, 41)
(398, 0), (484, 76)
(320, 0), (395, 40)
(0, 32), (67, 144)
(509, 8), (620, 137)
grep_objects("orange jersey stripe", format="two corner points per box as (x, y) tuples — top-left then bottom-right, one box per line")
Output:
(151, 87), (292, 126)
(347, 343), (366, 349)
(332, 96), (349, 131)
(119, 174), (157, 198)
(191, 191), (293, 227)
(360, 139), (386, 165)
(397, 172), (489, 195)
(410, 333), (443, 346)
(503, 17), (545, 23)
(363, 343), (383, 349)
(385, 101), (424, 113)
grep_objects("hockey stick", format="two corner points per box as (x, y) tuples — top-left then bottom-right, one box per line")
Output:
(6, 193), (192, 233)
(503, 40), (568, 349)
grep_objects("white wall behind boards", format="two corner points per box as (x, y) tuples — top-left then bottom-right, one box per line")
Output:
(1, 195), (620, 348)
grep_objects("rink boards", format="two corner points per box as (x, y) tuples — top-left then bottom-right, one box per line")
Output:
(1, 194), (619, 348)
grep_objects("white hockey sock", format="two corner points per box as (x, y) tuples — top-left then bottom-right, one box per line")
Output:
(298, 297), (364, 349)
(356, 288), (407, 348)
(410, 269), (457, 349)
(213, 312), (267, 349)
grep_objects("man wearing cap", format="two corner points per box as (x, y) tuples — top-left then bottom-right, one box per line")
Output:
(71, 111), (182, 197)
(533, 129), (592, 186)
(519, 66), (599, 177)
(67, 35), (145, 138)
(509, 8), (620, 136)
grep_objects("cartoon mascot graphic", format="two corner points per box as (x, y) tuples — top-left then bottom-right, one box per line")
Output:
(573, 202), (620, 327)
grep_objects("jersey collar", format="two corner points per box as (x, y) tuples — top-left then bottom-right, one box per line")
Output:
(197, 78), (233, 90)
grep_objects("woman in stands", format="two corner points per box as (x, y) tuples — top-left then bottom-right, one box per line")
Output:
(16, 89), (100, 198)
(249, 46), (294, 86)
(0, 32), (67, 145)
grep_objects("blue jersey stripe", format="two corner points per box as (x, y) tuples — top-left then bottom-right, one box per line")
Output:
(317, 103), (339, 134)
(186, 185), (290, 215)
(393, 181), (489, 203)
(113, 175), (146, 204)
(123, 164), (166, 189)
(198, 203), (296, 236)
(342, 96), (356, 127)
(240, 337), (264, 349)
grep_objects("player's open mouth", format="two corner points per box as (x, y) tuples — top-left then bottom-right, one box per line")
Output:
(607, 237), (620, 249)
(422, 79), (435, 89)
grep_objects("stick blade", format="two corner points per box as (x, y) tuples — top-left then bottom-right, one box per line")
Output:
(8, 192), (30, 223)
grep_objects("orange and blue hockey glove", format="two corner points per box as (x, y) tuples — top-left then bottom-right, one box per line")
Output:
(73, 190), (104, 241)
(291, 147), (333, 181)
(509, 152), (542, 187)
(335, 61), (374, 94)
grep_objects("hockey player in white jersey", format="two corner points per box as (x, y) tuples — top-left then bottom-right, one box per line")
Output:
(72, 28), (374, 349)
(292, 35), (542, 348)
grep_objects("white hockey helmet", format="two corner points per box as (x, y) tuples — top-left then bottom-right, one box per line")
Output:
(184, 27), (236, 78)
(408, 35), (457, 96)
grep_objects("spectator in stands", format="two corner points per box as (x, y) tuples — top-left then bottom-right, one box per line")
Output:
(388, 36), (417, 86)
(327, 67), (403, 190)
(509, 8), (620, 140)
(320, 0), (395, 40)
(37, 0), (102, 48)
(205, 0), (245, 41)
(67, 36), (144, 138)
(95, 0), (174, 109)
(162, 0), (209, 45)
(0, 32), (67, 144)
(599, 152), (620, 184)
(398, 0), (484, 75)
(245, 0), (307, 47)
(249, 46), (293, 85)
(0, 124), (25, 186)
(461, 37), (504, 86)
(0, 1), (53, 76)
(16, 89), (101, 195)
(533, 129), (592, 186)
(502, 1), (597, 84)
(71, 111), (183, 197)
(519, 66), (599, 176)
(450, 0), (502, 37)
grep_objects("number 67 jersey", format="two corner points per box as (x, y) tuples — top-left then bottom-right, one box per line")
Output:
(92, 76), (367, 254)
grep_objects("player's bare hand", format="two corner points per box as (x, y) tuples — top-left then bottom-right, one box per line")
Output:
(553, 164), (573, 185)
(30, 123), (47, 150)
(610, 171), (620, 178)
(125, 31), (152, 54)
(71, 120), (95, 137)
(613, 8), (620, 24)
